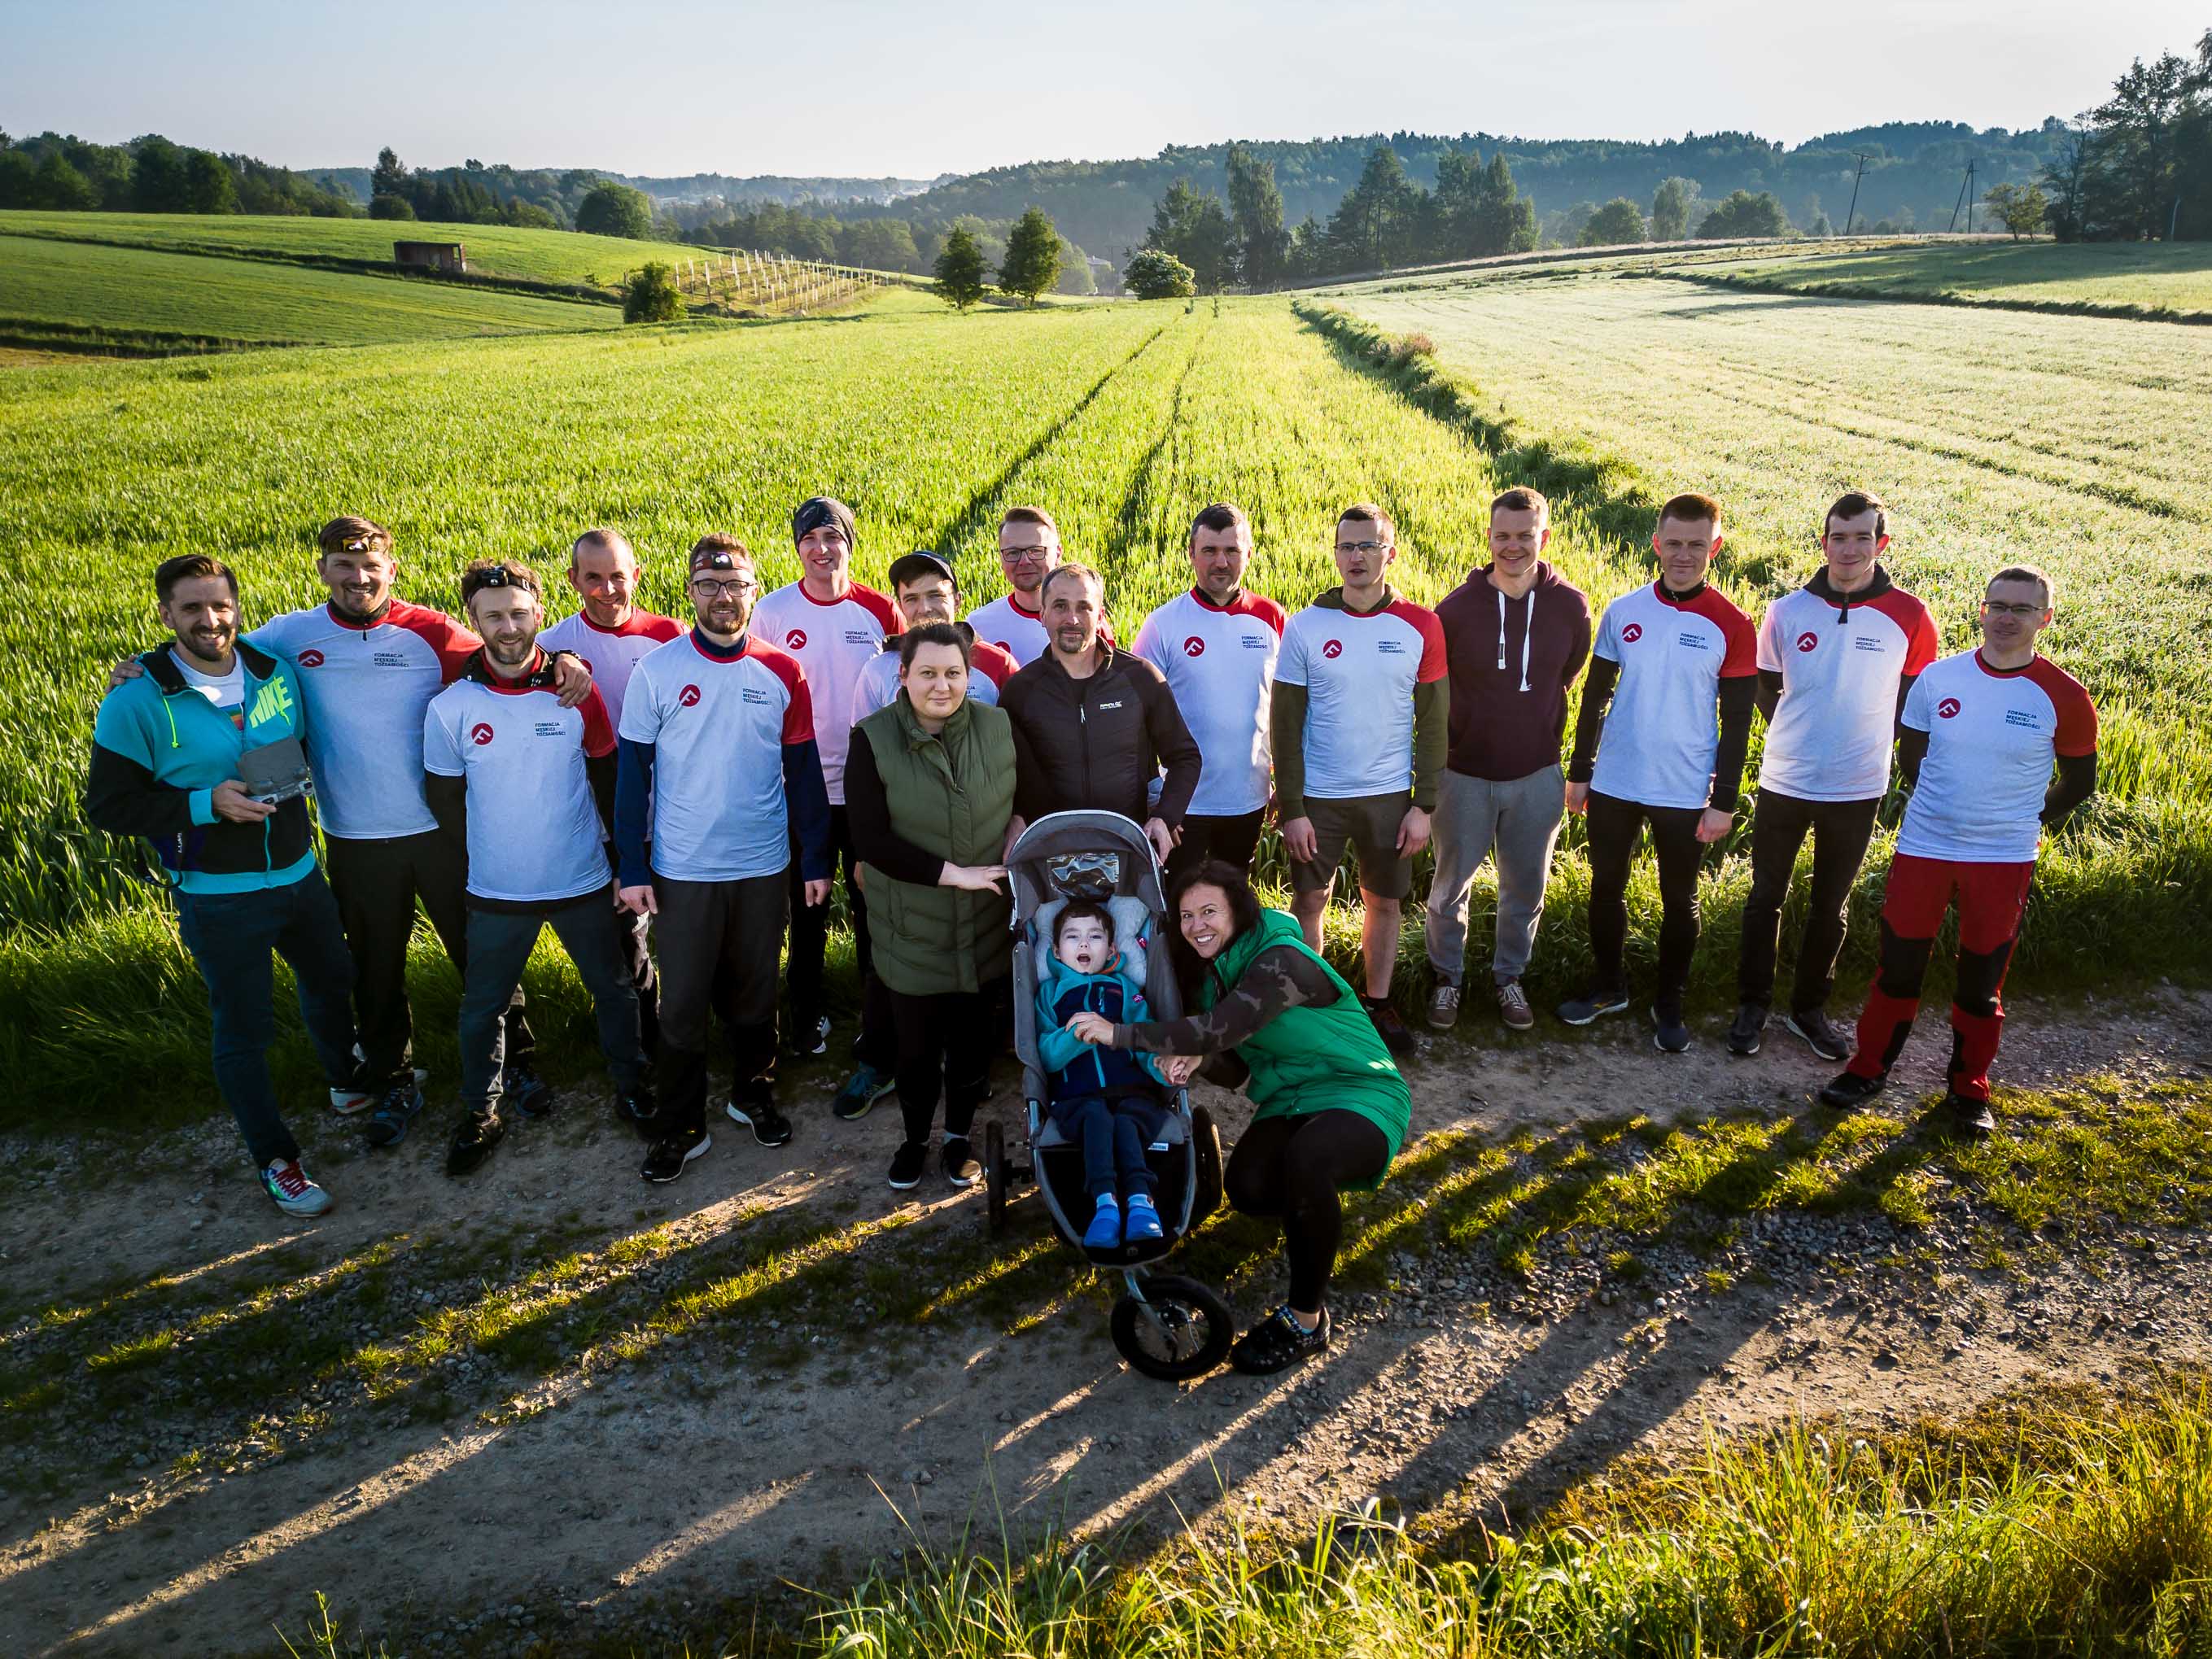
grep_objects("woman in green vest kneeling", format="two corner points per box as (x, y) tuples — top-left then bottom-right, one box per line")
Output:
(846, 622), (1017, 1194)
(1066, 859), (1409, 1374)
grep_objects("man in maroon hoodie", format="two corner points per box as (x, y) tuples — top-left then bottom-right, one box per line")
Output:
(1423, 487), (1593, 1031)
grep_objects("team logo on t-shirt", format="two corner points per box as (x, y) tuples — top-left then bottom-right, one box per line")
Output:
(785, 629), (807, 650)
(470, 723), (495, 746)
(1620, 622), (1643, 644)
(678, 684), (702, 708)
(1321, 640), (1344, 659)
(993, 640), (1011, 653)
(1937, 696), (1962, 719)
(298, 648), (325, 668)
(1183, 636), (1205, 657)
(1796, 631), (1820, 653)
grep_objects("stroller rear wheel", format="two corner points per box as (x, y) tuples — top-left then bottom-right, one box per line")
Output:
(984, 1120), (1008, 1233)
(1111, 1274), (1234, 1381)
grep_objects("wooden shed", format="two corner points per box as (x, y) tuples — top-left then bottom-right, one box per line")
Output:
(393, 241), (466, 274)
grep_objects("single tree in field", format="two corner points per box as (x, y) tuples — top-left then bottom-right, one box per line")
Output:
(999, 207), (1064, 307)
(1226, 143), (1289, 288)
(1695, 189), (1790, 238)
(575, 181), (654, 239)
(933, 225), (990, 310)
(1982, 181), (2051, 239)
(622, 262), (684, 323)
(1124, 247), (1196, 299)
(1580, 198), (1646, 246)
(1650, 176), (1700, 241)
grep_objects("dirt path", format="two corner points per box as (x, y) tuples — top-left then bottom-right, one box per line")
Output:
(2, 987), (2206, 1655)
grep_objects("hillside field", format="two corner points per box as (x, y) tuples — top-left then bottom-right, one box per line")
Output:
(1690, 238), (2212, 317)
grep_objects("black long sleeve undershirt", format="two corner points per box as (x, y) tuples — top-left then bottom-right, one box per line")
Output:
(1565, 657), (1618, 784)
(2042, 752), (2097, 827)
(842, 731), (948, 886)
(1567, 657), (1753, 812)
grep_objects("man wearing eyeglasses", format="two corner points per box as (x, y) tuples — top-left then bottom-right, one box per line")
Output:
(750, 497), (901, 1062)
(424, 559), (654, 1177)
(1274, 503), (1449, 1057)
(965, 505), (1061, 667)
(616, 538), (832, 1183)
(1820, 565), (2096, 1138)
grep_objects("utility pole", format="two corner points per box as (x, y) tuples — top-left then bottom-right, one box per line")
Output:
(1845, 153), (1868, 236)
(1948, 160), (1977, 234)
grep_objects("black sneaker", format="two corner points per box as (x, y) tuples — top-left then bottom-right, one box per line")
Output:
(942, 1136), (982, 1188)
(1230, 1304), (1331, 1375)
(888, 1139), (929, 1190)
(1364, 998), (1415, 1056)
(1652, 1002), (1692, 1054)
(1727, 1002), (1766, 1056)
(1785, 1008), (1853, 1063)
(1555, 987), (1630, 1026)
(502, 1061), (555, 1119)
(444, 1109), (505, 1177)
(1819, 1069), (1887, 1109)
(793, 1014), (831, 1059)
(831, 1063), (896, 1122)
(362, 1078), (425, 1148)
(1942, 1092), (1996, 1139)
(614, 1082), (659, 1138)
(640, 1125), (710, 1183)
(725, 1095), (793, 1147)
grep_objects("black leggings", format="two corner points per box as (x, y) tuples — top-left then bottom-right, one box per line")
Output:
(1224, 1109), (1391, 1312)
(885, 981), (1003, 1146)
(1585, 790), (1707, 1006)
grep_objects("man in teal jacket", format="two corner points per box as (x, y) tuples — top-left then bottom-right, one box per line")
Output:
(87, 555), (358, 1218)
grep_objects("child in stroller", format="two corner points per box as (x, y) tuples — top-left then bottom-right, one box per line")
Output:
(1034, 900), (1169, 1250)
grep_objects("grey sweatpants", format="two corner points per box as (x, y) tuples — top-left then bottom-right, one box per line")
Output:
(1423, 763), (1566, 985)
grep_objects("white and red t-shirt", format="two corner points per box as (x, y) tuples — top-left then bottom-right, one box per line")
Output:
(1756, 583), (1939, 803)
(1589, 582), (1758, 810)
(965, 592), (1048, 667)
(619, 633), (812, 883)
(750, 580), (898, 805)
(1897, 650), (2097, 864)
(250, 600), (478, 840)
(536, 608), (683, 735)
(422, 666), (617, 906)
(1276, 592), (1447, 801)
(1132, 587), (1286, 816)
(853, 635), (1016, 717)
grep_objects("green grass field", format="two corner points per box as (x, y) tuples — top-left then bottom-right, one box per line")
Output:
(0, 232), (623, 350)
(1692, 238), (2212, 318)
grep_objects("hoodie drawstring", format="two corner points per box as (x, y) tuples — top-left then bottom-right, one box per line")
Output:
(1497, 584), (1534, 692)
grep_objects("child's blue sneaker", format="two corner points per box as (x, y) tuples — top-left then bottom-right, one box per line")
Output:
(1082, 1195), (1122, 1250)
(1123, 1193), (1163, 1242)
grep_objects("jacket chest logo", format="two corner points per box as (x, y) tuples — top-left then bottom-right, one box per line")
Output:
(246, 678), (294, 729)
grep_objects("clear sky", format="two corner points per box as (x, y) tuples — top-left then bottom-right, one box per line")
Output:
(3, 0), (2203, 179)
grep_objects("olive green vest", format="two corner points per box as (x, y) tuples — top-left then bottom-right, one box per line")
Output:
(854, 694), (1016, 997)
(1199, 908), (1409, 1181)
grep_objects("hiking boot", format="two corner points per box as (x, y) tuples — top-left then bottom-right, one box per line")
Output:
(1494, 978), (1536, 1031)
(1652, 1002), (1692, 1054)
(444, 1110), (505, 1178)
(1230, 1304), (1331, 1375)
(640, 1124), (710, 1184)
(1122, 1193), (1164, 1243)
(1082, 1196), (1122, 1250)
(832, 1062), (896, 1122)
(1786, 1008), (1854, 1063)
(362, 1077), (425, 1148)
(502, 1061), (554, 1118)
(887, 1139), (929, 1191)
(1943, 1092), (1996, 1139)
(260, 1158), (331, 1218)
(1365, 998), (1415, 1056)
(614, 1082), (659, 1138)
(942, 1136), (982, 1188)
(1555, 987), (1630, 1027)
(1425, 980), (1462, 1030)
(726, 1094), (793, 1148)
(1819, 1069), (1887, 1110)
(1728, 1002), (1767, 1057)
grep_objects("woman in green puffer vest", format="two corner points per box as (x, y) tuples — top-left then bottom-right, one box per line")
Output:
(1069, 858), (1409, 1374)
(846, 623), (1017, 1194)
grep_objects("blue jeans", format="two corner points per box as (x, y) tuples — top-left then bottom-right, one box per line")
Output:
(175, 870), (358, 1169)
(458, 892), (648, 1115)
(1052, 1092), (1167, 1203)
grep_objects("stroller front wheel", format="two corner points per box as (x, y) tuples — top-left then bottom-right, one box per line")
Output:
(1111, 1274), (1234, 1381)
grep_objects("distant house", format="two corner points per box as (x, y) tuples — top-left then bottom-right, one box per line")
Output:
(393, 241), (466, 274)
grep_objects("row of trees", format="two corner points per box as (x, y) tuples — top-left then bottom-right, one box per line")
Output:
(931, 208), (1066, 308)
(2044, 28), (2212, 240)
(0, 130), (356, 216)
(674, 199), (1099, 290)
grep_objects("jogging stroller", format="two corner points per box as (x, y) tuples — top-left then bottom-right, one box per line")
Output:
(985, 810), (1233, 1381)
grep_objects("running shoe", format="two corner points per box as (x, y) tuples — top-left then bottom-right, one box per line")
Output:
(793, 1014), (831, 1059)
(1943, 1092), (1996, 1139)
(1425, 980), (1461, 1031)
(260, 1158), (331, 1218)
(1555, 987), (1630, 1026)
(1230, 1304), (1330, 1375)
(725, 1094), (793, 1147)
(942, 1136), (981, 1187)
(1365, 998), (1415, 1056)
(331, 1063), (425, 1116)
(444, 1109), (505, 1178)
(831, 1063), (896, 1122)
(1495, 978), (1536, 1031)
(1727, 1002), (1767, 1057)
(640, 1125), (710, 1184)
(1082, 1197), (1122, 1250)
(887, 1139), (929, 1191)
(502, 1062), (554, 1118)
(1819, 1070), (1887, 1110)
(362, 1077), (425, 1148)
(614, 1082), (659, 1137)
(1786, 1008), (1854, 1063)
(1122, 1193), (1164, 1243)
(1652, 1002), (1692, 1054)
